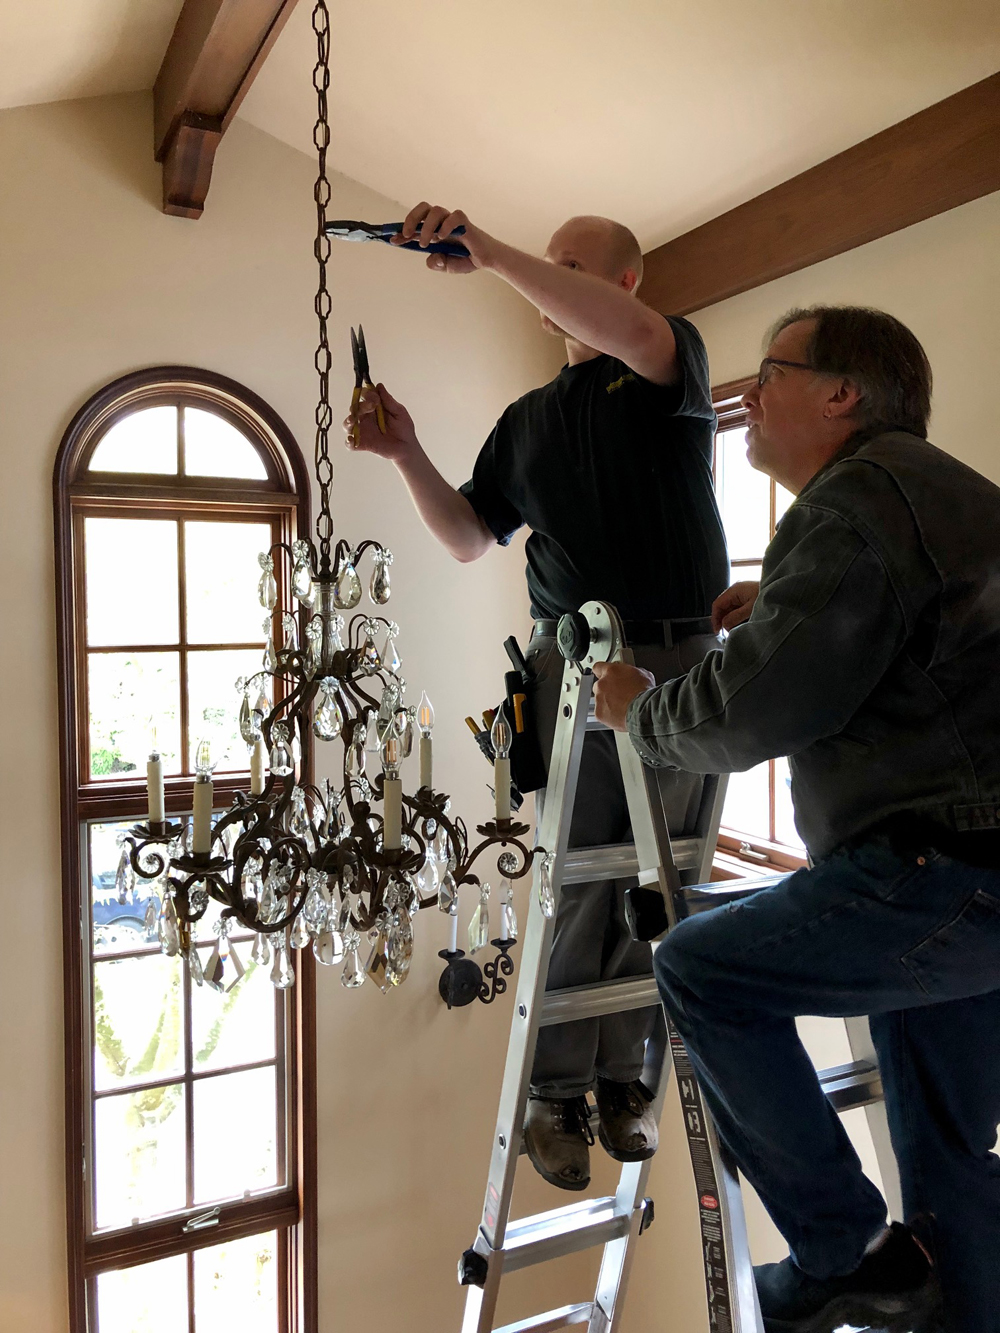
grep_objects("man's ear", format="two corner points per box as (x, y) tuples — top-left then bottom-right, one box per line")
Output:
(826, 377), (863, 421)
(620, 268), (640, 295)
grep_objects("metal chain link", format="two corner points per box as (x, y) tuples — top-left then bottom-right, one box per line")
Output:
(312, 0), (335, 575)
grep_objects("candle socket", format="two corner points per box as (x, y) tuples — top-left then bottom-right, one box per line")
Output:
(148, 819), (170, 838)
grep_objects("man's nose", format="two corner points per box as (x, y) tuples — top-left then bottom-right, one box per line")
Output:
(742, 383), (761, 412)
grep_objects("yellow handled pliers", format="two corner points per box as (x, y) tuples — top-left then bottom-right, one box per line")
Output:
(351, 324), (386, 444)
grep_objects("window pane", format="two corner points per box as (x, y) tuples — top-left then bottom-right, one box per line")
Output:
(187, 649), (264, 772)
(93, 956), (184, 1092)
(729, 563), (763, 586)
(90, 820), (162, 956)
(90, 407), (178, 475)
(94, 1084), (187, 1228)
(185, 521), (273, 644)
(97, 1254), (187, 1333)
(716, 427), (770, 561)
(774, 755), (806, 852)
(722, 762), (770, 841)
(775, 483), (795, 524)
(89, 652), (181, 778)
(194, 1232), (278, 1333)
(86, 518), (179, 647)
(191, 953), (276, 1072)
(193, 1067), (277, 1203)
(185, 407), (268, 480)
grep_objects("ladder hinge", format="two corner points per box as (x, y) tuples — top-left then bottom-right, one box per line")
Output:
(638, 1196), (654, 1234)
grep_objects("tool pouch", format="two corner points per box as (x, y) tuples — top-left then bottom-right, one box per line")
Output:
(500, 668), (547, 796)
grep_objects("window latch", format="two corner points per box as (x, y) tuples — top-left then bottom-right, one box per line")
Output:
(737, 841), (769, 864)
(183, 1207), (221, 1233)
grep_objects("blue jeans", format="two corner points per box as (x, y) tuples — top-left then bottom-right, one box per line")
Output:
(654, 835), (1000, 1333)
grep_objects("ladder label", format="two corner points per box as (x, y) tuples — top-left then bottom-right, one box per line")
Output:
(485, 1182), (500, 1230)
(670, 1026), (734, 1332)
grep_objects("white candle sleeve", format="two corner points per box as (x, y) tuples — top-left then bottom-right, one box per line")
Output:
(147, 753), (165, 825)
(250, 738), (266, 796)
(383, 776), (403, 850)
(192, 777), (214, 854)
(494, 756), (511, 822)
(449, 909), (459, 953)
(418, 734), (432, 790)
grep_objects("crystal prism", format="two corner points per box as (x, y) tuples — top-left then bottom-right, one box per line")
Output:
(289, 912), (310, 949)
(257, 552), (277, 610)
(499, 879), (518, 940)
(341, 931), (365, 988)
(313, 930), (345, 966)
(438, 869), (458, 914)
(292, 541), (314, 605)
(251, 932), (271, 966)
(539, 853), (556, 919)
(114, 848), (135, 904)
(360, 635), (381, 673)
(242, 857), (264, 905)
(239, 691), (260, 745)
(289, 786), (311, 839)
(282, 611), (299, 653)
(158, 895), (180, 956)
(144, 893), (160, 938)
(270, 935), (295, 988)
(263, 626), (278, 673)
(370, 554), (391, 605)
(188, 943), (205, 987)
(269, 723), (294, 776)
(304, 618), (322, 677)
(468, 883), (490, 954)
(386, 912), (413, 986)
(382, 632), (401, 674)
(334, 559), (362, 609)
(313, 678), (343, 740)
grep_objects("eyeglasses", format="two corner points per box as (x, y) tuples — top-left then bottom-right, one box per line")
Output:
(757, 357), (814, 388)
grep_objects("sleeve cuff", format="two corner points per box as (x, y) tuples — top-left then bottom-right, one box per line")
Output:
(626, 687), (678, 769)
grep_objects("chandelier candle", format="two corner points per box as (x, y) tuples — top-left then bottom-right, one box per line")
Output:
(192, 739), (215, 855)
(249, 737), (267, 796)
(146, 747), (165, 826)
(418, 690), (434, 788)
(491, 707), (513, 823)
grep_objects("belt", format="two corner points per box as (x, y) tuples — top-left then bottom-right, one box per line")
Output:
(531, 615), (715, 648)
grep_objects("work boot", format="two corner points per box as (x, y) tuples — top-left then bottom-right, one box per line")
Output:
(523, 1095), (593, 1191)
(754, 1222), (941, 1333)
(595, 1077), (658, 1162)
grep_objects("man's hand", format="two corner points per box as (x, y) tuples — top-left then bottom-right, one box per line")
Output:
(592, 661), (656, 732)
(712, 580), (761, 634)
(391, 202), (498, 275)
(343, 383), (419, 463)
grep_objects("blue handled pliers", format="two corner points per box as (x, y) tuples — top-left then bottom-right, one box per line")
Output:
(325, 219), (470, 258)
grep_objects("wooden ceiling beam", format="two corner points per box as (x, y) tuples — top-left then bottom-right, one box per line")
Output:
(154, 0), (301, 219)
(642, 71), (1000, 317)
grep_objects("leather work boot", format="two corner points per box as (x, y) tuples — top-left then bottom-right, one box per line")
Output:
(523, 1095), (594, 1191)
(594, 1077), (658, 1162)
(754, 1222), (941, 1333)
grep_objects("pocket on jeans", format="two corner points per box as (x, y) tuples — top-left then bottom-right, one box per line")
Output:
(901, 887), (1000, 997)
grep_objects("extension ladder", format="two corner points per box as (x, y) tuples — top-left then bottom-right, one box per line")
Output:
(458, 600), (903, 1333)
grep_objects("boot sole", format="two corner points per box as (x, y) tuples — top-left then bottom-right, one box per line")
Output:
(597, 1124), (657, 1164)
(523, 1128), (590, 1192)
(762, 1278), (941, 1333)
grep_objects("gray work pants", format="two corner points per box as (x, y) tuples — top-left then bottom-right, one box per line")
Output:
(526, 627), (721, 1099)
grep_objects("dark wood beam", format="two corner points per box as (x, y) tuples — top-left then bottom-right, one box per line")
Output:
(642, 71), (1000, 316)
(154, 0), (301, 218)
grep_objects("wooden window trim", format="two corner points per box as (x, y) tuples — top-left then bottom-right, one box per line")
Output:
(712, 376), (807, 875)
(55, 367), (317, 1333)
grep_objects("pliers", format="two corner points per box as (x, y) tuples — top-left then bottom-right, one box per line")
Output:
(327, 219), (470, 259)
(351, 325), (385, 443)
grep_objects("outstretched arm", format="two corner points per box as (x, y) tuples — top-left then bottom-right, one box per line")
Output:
(394, 203), (679, 386)
(344, 385), (493, 564)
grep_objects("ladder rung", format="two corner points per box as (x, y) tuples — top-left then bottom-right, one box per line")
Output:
(540, 974), (659, 1027)
(563, 836), (702, 883)
(502, 1196), (630, 1271)
(683, 874), (789, 912)
(494, 1303), (594, 1333)
(819, 1058), (883, 1111)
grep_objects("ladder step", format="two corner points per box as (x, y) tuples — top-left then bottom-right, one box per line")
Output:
(540, 974), (659, 1027)
(683, 874), (789, 913)
(818, 1058), (882, 1111)
(502, 1196), (630, 1271)
(563, 836), (702, 883)
(494, 1304), (593, 1333)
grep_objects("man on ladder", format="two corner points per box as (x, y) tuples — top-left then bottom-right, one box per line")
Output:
(595, 304), (1000, 1333)
(346, 201), (727, 1191)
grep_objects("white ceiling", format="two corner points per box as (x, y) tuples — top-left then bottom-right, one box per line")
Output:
(3, 1), (999, 252)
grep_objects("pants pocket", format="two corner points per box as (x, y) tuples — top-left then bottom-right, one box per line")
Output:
(901, 886), (1000, 997)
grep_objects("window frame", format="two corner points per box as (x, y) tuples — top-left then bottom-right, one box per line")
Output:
(55, 367), (317, 1333)
(711, 376), (807, 875)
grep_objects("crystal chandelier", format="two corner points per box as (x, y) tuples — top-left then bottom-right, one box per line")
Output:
(118, 0), (540, 999)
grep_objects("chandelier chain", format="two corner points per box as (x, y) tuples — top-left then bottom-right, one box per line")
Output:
(312, 0), (335, 575)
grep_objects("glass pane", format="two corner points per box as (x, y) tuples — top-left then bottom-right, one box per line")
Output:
(193, 1067), (277, 1203)
(90, 820), (163, 956)
(94, 1084), (186, 1228)
(93, 955), (184, 1092)
(185, 407), (268, 480)
(187, 649), (264, 773)
(775, 483), (795, 524)
(86, 518), (179, 647)
(97, 1254), (187, 1333)
(716, 427), (771, 561)
(89, 652), (181, 778)
(774, 756), (806, 852)
(90, 406), (178, 475)
(729, 563), (763, 586)
(722, 761), (771, 841)
(191, 951), (276, 1072)
(194, 1232), (278, 1333)
(185, 521), (273, 644)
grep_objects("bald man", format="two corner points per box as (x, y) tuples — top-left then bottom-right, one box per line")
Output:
(347, 203), (728, 1191)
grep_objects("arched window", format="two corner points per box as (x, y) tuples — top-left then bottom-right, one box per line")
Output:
(55, 368), (315, 1333)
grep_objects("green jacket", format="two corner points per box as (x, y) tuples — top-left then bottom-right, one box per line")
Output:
(626, 429), (1000, 860)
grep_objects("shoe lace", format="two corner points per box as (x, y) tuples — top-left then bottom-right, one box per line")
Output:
(602, 1079), (653, 1117)
(557, 1095), (595, 1145)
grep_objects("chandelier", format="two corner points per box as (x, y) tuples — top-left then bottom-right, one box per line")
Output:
(117, 0), (542, 1002)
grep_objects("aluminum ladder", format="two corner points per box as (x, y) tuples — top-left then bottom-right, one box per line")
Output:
(458, 600), (902, 1333)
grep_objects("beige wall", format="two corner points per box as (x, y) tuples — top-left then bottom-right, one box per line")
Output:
(0, 90), (578, 1332)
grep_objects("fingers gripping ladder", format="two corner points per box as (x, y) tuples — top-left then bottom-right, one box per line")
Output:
(458, 601), (901, 1333)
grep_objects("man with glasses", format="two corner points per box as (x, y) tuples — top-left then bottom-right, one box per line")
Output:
(594, 304), (1000, 1332)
